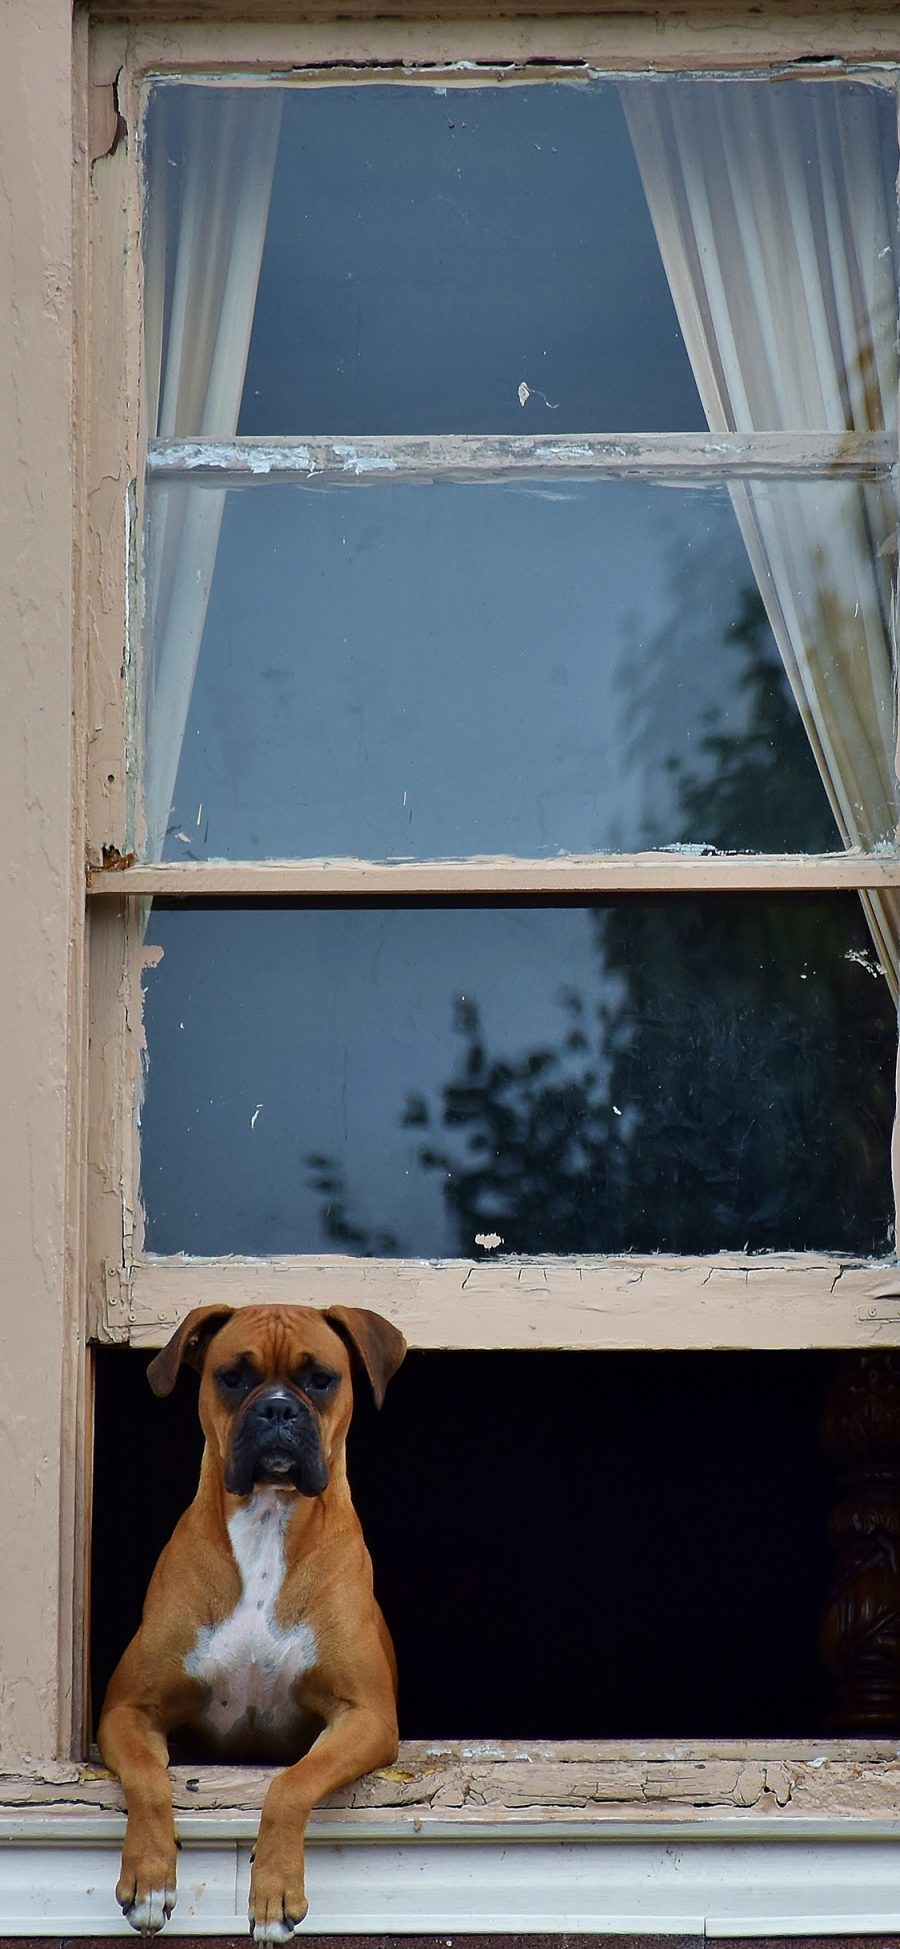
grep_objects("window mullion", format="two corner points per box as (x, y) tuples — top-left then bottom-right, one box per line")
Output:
(105, 1252), (900, 1353)
(88, 853), (900, 899)
(146, 428), (897, 486)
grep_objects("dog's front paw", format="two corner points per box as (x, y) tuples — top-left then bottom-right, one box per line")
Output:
(250, 1910), (309, 1945)
(248, 1854), (308, 1942)
(120, 1887), (177, 1936)
(117, 1855), (177, 1935)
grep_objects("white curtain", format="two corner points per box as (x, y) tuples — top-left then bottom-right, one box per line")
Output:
(142, 88), (282, 858)
(622, 78), (900, 986)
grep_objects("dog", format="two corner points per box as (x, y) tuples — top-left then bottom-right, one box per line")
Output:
(99, 1302), (406, 1940)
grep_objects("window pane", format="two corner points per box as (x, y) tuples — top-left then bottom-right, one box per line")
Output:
(144, 73), (898, 439)
(146, 79), (704, 439)
(140, 897), (895, 1259)
(143, 476), (897, 862)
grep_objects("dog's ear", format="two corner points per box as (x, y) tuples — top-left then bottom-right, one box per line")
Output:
(147, 1305), (236, 1398)
(323, 1306), (406, 1408)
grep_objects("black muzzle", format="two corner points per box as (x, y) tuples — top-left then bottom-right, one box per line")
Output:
(225, 1386), (329, 1498)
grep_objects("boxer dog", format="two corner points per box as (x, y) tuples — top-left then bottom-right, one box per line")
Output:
(99, 1302), (406, 1941)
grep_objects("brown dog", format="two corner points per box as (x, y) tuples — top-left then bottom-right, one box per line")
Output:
(99, 1302), (406, 1940)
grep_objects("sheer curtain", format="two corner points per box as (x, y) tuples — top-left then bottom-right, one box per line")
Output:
(142, 89), (282, 858)
(622, 78), (900, 986)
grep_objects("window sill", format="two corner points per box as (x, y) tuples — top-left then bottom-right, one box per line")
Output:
(5, 1739), (900, 1827)
(1, 1744), (899, 1935)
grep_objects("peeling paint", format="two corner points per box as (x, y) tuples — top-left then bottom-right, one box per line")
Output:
(89, 70), (126, 170)
(543, 443), (593, 461)
(660, 841), (722, 856)
(845, 946), (883, 978)
(99, 843), (136, 871)
(332, 444), (398, 475)
(702, 439), (751, 456)
(517, 381), (559, 410)
(158, 441), (312, 476)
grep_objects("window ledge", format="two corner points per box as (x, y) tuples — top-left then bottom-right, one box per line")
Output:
(4, 1739), (900, 1826)
(0, 1745), (899, 1935)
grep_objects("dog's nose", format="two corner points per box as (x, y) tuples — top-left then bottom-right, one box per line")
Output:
(252, 1391), (302, 1428)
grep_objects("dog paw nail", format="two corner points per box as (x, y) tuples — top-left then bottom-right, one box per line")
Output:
(124, 1889), (173, 1934)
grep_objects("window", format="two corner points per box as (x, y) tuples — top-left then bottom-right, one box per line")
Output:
(83, 5), (900, 1841)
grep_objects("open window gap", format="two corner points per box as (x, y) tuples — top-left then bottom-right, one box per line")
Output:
(91, 1348), (837, 1749)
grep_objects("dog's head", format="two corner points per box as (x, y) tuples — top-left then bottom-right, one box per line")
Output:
(147, 1303), (406, 1499)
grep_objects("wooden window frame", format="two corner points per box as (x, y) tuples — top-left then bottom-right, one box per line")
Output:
(86, 14), (900, 1365)
(52, 0), (900, 1852)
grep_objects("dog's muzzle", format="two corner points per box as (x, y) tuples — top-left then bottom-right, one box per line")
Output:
(225, 1387), (329, 1498)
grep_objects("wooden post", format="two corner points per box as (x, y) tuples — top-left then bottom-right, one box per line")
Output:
(820, 1352), (900, 1732)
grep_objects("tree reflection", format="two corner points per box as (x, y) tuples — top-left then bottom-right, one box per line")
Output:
(623, 553), (837, 854)
(401, 575), (894, 1257)
(308, 566), (895, 1258)
(303, 1153), (400, 1256)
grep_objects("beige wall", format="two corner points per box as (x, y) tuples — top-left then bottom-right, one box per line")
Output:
(0, 0), (79, 1762)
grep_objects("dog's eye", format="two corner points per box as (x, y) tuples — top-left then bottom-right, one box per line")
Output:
(306, 1369), (338, 1397)
(218, 1366), (249, 1394)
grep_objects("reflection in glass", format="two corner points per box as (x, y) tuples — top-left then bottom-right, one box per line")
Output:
(141, 897), (895, 1260)
(144, 476), (899, 863)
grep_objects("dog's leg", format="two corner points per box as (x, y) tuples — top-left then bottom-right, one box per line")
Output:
(249, 1705), (397, 1942)
(99, 1702), (178, 1936)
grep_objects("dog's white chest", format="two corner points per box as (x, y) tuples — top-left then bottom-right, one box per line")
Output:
(186, 1490), (316, 1745)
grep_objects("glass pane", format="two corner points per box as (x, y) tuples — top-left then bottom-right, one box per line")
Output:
(143, 476), (898, 862)
(146, 80), (704, 439)
(140, 897), (895, 1259)
(143, 73), (898, 439)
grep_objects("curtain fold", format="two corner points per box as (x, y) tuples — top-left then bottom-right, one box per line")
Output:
(622, 78), (900, 987)
(142, 89), (282, 859)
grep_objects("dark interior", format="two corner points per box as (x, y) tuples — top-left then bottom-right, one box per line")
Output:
(91, 1346), (835, 1745)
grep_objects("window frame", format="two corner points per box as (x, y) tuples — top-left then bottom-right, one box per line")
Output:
(87, 18), (900, 1361)
(72, 0), (900, 1840)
